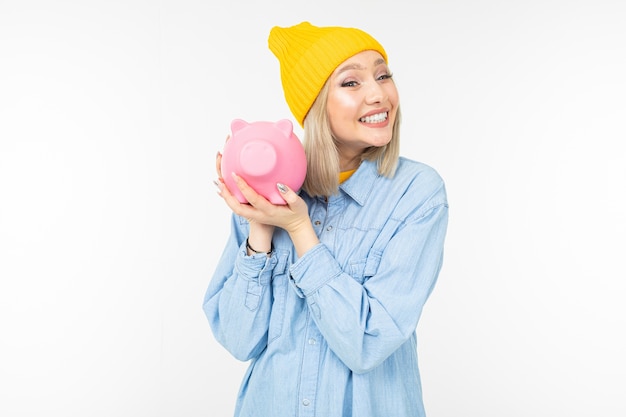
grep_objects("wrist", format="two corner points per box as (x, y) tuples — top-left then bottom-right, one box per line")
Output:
(288, 222), (319, 258)
(247, 223), (274, 255)
(246, 237), (273, 257)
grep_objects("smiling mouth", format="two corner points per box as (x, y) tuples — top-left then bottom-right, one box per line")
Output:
(359, 112), (388, 124)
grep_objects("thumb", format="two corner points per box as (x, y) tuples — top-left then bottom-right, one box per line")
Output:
(276, 182), (299, 205)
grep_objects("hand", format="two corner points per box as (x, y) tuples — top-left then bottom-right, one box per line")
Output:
(215, 173), (303, 230)
(215, 173), (319, 257)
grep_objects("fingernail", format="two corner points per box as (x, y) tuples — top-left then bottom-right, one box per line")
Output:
(277, 183), (287, 194)
(213, 179), (223, 191)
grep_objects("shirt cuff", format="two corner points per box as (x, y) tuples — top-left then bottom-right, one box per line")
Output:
(289, 243), (342, 297)
(234, 242), (279, 286)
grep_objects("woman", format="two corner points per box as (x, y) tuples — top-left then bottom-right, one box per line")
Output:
(204, 21), (449, 417)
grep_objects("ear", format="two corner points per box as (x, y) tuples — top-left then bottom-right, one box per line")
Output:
(230, 118), (249, 134)
(274, 119), (293, 137)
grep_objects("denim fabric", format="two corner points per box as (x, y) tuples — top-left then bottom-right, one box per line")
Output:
(203, 157), (449, 417)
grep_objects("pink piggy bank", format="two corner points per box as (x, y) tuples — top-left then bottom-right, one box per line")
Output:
(220, 118), (307, 205)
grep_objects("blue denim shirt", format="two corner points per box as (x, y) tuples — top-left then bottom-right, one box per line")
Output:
(203, 157), (449, 417)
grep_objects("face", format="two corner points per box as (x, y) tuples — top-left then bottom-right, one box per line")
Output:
(326, 50), (399, 165)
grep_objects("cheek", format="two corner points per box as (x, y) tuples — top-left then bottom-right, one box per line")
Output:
(327, 91), (359, 116)
(386, 84), (400, 107)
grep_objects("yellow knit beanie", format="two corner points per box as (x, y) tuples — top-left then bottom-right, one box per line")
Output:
(268, 21), (387, 127)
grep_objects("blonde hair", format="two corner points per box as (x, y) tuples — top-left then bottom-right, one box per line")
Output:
(301, 81), (401, 197)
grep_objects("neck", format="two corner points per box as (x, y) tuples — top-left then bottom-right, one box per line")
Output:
(339, 154), (362, 172)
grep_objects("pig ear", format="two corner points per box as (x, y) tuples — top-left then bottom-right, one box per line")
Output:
(274, 119), (293, 137)
(231, 119), (249, 134)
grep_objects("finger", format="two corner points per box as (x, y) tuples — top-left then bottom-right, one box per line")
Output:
(214, 178), (237, 202)
(231, 173), (269, 208)
(215, 178), (256, 217)
(215, 151), (223, 179)
(216, 135), (229, 179)
(213, 178), (226, 197)
(276, 182), (299, 205)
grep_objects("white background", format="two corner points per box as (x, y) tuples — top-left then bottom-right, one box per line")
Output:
(1, 0), (625, 416)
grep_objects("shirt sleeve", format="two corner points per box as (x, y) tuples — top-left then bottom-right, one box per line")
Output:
(289, 186), (449, 374)
(202, 214), (282, 361)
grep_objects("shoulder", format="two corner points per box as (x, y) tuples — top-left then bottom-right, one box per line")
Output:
(396, 156), (443, 179)
(395, 157), (446, 194)
(382, 157), (448, 218)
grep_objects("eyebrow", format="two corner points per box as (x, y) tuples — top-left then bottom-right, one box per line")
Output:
(335, 58), (387, 75)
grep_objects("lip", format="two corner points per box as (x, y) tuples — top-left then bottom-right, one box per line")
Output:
(360, 108), (389, 119)
(359, 109), (390, 127)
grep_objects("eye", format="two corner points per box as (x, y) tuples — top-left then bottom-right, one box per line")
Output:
(341, 80), (359, 87)
(377, 72), (393, 81)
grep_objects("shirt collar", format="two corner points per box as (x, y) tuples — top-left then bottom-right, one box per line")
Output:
(338, 160), (380, 206)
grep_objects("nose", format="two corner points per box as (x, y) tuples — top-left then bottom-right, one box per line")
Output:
(365, 80), (386, 104)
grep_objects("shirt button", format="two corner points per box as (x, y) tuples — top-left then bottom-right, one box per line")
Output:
(308, 338), (316, 345)
(314, 220), (321, 226)
(326, 225), (333, 231)
(302, 399), (310, 406)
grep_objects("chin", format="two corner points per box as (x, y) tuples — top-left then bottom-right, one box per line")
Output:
(370, 134), (393, 147)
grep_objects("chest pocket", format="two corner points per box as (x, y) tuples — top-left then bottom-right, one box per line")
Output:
(348, 251), (382, 284)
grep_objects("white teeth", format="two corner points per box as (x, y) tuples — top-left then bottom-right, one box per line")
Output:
(359, 112), (388, 123)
